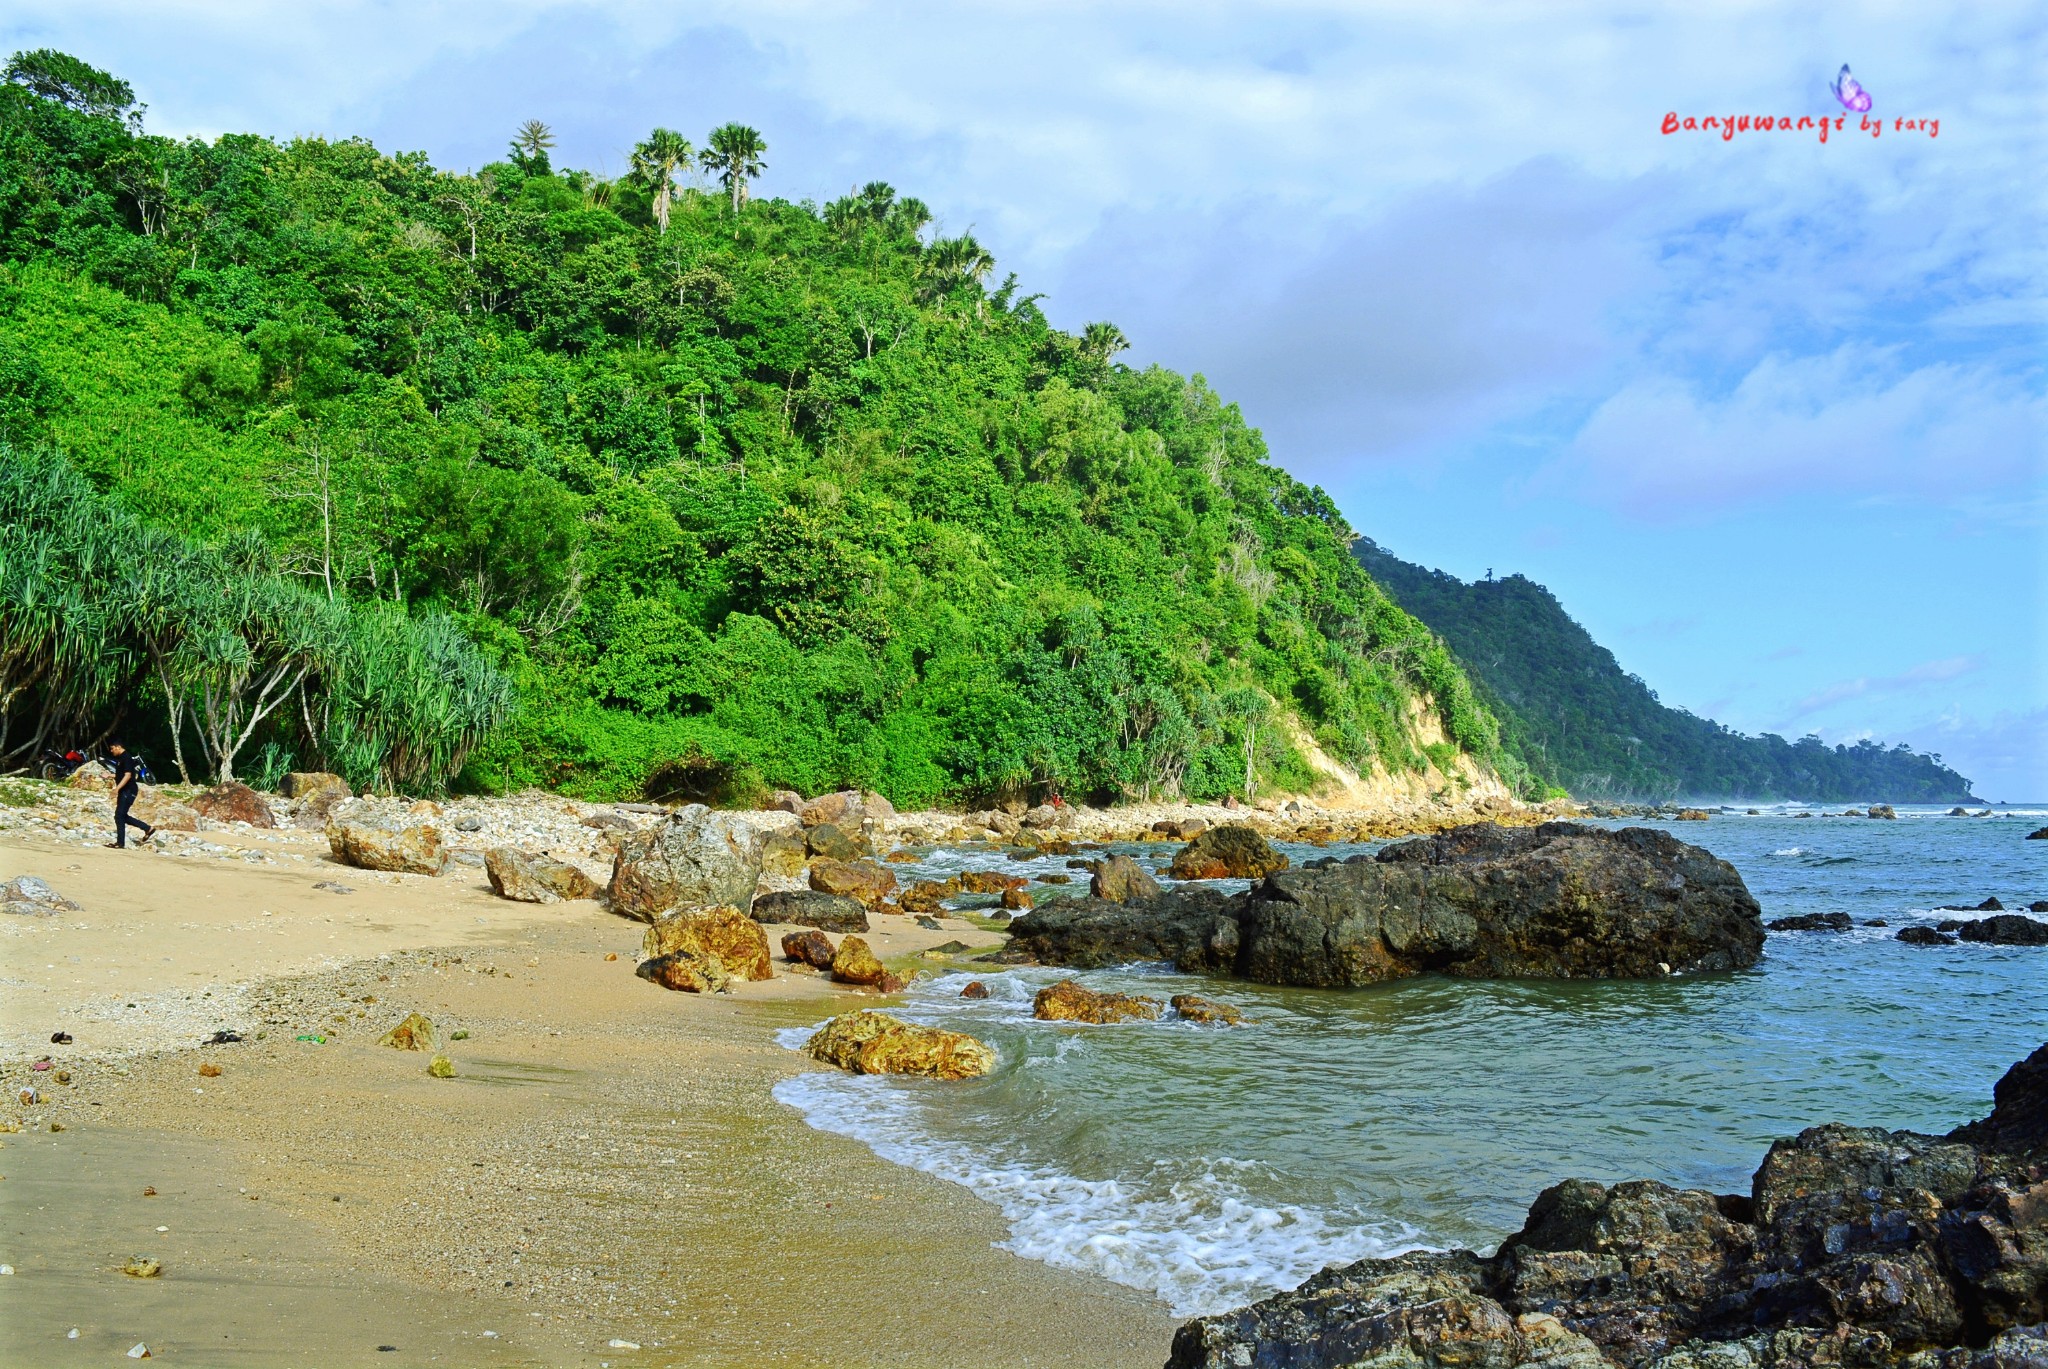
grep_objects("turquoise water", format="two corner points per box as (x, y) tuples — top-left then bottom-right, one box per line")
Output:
(775, 807), (2048, 1316)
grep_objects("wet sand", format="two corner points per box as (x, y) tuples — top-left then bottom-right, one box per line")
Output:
(0, 829), (1179, 1367)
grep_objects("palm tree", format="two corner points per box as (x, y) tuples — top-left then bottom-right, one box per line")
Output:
(514, 119), (555, 161)
(700, 123), (767, 216)
(631, 128), (693, 234)
(888, 196), (932, 239)
(1082, 321), (1130, 362)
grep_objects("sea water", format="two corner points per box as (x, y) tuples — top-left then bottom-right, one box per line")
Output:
(775, 806), (2047, 1317)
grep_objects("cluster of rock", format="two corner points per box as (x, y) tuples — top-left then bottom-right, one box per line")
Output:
(1003, 823), (1765, 986)
(1029, 979), (1247, 1026)
(801, 1010), (993, 1080)
(1167, 1042), (2048, 1369)
(1900, 915), (2048, 949)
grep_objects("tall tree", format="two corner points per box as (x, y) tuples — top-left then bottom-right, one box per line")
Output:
(630, 128), (693, 234)
(700, 123), (767, 217)
(511, 118), (555, 174)
(2, 49), (133, 119)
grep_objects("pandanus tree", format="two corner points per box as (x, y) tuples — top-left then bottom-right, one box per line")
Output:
(630, 128), (693, 234)
(700, 123), (766, 217)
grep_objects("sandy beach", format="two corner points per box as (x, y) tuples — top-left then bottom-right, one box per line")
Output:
(0, 797), (1184, 1367)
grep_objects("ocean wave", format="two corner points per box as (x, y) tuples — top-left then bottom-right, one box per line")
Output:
(773, 1067), (1418, 1317)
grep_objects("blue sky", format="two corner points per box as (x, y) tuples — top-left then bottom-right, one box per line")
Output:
(9, 2), (2045, 796)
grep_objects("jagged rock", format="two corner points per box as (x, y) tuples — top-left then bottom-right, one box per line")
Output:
(635, 951), (729, 994)
(767, 790), (804, 815)
(758, 830), (807, 878)
(749, 890), (869, 932)
(1956, 915), (2048, 946)
(999, 890), (1243, 969)
(327, 820), (445, 875)
(1032, 979), (1163, 1024)
(1168, 1042), (2048, 1369)
(191, 781), (275, 828)
(2027, 828), (2048, 841)
(1153, 818), (1209, 839)
(801, 1009), (993, 1080)
(804, 822), (870, 861)
(829, 934), (889, 987)
(1090, 854), (1163, 903)
(282, 772), (352, 827)
(484, 847), (598, 903)
(899, 878), (956, 915)
(960, 981), (990, 999)
(1941, 898), (2008, 912)
(607, 804), (761, 922)
(1899, 927), (1958, 946)
(861, 790), (896, 820)
(781, 929), (836, 969)
(1767, 912), (1853, 932)
(1171, 994), (1245, 1026)
(2, 875), (79, 916)
(377, 1012), (435, 1050)
(1869, 805), (1898, 819)
(799, 790), (862, 828)
(1169, 824), (1289, 880)
(808, 858), (896, 907)
(1000, 887), (1033, 912)
(640, 905), (771, 980)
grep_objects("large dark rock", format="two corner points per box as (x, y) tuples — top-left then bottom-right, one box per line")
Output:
(1014, 823), (1762, 985)
(1956, 915), (2048, 946)
(1169, 825), (1290, 880)
(1168, 1043), (2048, 1369)
(1766, 912), (1853, 932)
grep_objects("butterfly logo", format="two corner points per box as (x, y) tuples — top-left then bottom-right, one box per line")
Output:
(1832, 65), (1873, 113)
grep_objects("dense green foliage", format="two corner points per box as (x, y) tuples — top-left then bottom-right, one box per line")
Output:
(1353, 540), (1977, 803)
(0, 53), (1510, 803)
(0, 446), (509, 789)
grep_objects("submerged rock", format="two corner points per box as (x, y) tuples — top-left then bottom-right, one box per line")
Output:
(484, 847), (598, 903)
(1766, 911), (1853, 932)
(802, 1009), (993, 1080)
(640, 905), (772, 981)
(1898, 926), (1958, 946)
(608, 805), (761, 921)
(1170, 994), (1246, 1026)
(1169, 824), (1289, 881)
(750, 889), (869, 932)
(1010, 824), (1762, 985)
(1168, 1042), (2048, 1369)
(1032, 978), (1163, 1024)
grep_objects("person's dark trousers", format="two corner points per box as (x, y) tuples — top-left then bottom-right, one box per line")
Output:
(113, 788), (151, 847)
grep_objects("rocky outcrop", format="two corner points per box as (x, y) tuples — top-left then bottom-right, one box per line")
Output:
(1009, 824), (1762, 985)
(607, 805), (761, 922)
(750, 890), (869, 932)
(484, 847), (598, 903)
(640, 905), (772, 980)
(801, 1009), (994, 1080)
(327, 819), (446, 874)
(191, 781), (275, 828)
(1033, 979), (1163, 1024)
(1956, 915), (2048, 946)
(1091, 854), (1163, 903)
(1168, 1043), (2048, 1369)
(1169, 825), (1290, 880)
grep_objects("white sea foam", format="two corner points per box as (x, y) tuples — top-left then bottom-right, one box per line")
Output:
(772, 1068), (1417, 1316)
(1770, 847), (1805, 856)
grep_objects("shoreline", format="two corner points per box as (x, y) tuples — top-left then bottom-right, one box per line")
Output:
(0, 820), (1179, 1365)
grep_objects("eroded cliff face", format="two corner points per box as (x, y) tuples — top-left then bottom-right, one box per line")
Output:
(1166, 1044), (2048, 1369)
(1275, 695), (1516, 813)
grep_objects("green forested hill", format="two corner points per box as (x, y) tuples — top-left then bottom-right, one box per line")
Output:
(1352, 539), (1976, 803)
(0, 50), (1511, 804)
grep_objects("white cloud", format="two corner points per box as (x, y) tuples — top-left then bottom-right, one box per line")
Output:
(1785, 654), (1986, 720)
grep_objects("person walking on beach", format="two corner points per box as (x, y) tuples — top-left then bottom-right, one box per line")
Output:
(106, 740), (154, 849)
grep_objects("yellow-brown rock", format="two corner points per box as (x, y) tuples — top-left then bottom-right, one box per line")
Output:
(802, 1009), (994, 1080)
(640, 905), (772, 981)
(378, 1012), (436, 1051)
(1171, 993), (1247, 1026)
(809, 858), (897, 907)
(635, 951), (730, 993)
(758, 830), (807, 878)
(328, 820), (446, 874)
(1032, 979), (1163, 1024)
(829, 934), (889, 986)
